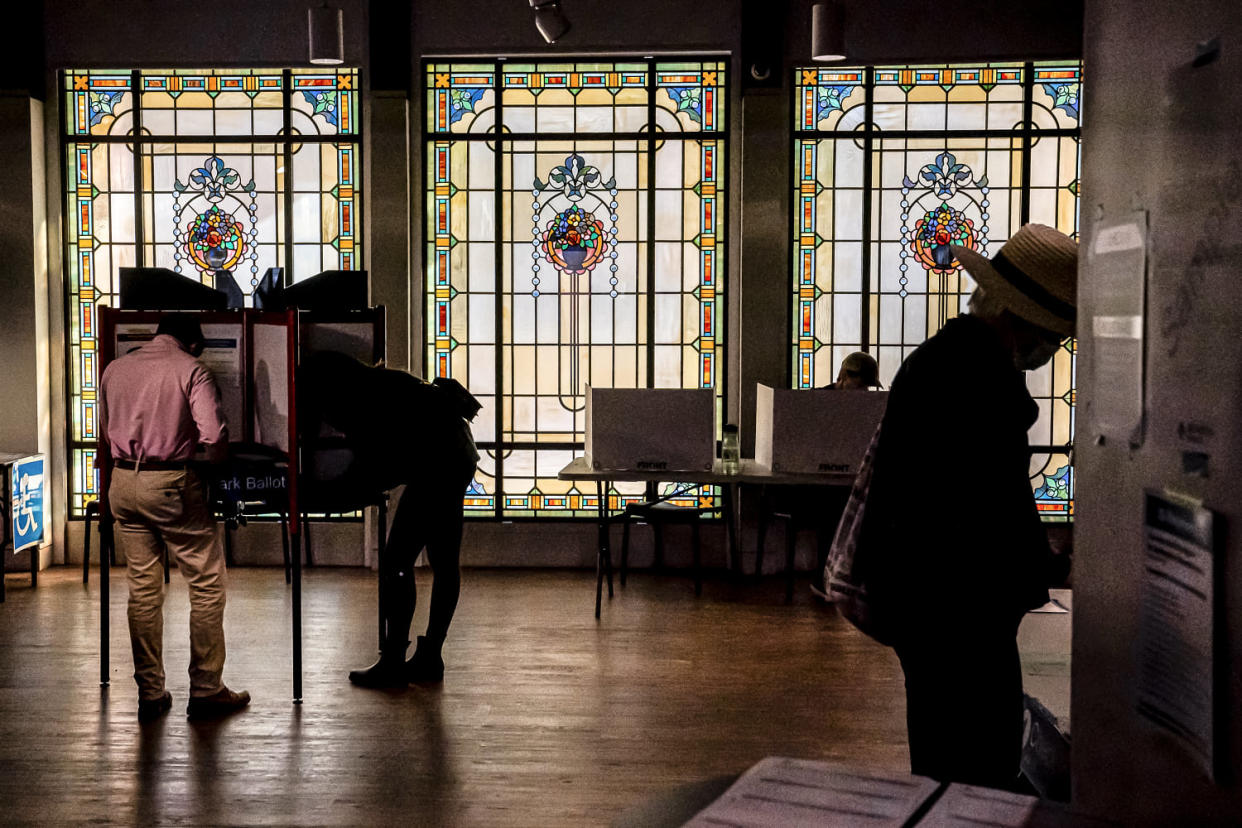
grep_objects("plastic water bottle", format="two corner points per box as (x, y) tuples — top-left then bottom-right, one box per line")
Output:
(721, 424), (740, 475)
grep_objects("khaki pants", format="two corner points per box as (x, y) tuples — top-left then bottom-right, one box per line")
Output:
(109, 467), (227, 700)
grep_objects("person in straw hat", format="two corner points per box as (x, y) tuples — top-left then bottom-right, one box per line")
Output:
(845, 223), (1076, 789)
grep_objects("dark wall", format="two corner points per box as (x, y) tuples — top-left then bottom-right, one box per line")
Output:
(43, 0), (370, 70)
(413, 0), (742, 56)
(412, 0), (1082, 74)
(787, 0), (1083, 66)
(1, 0), (44, 97)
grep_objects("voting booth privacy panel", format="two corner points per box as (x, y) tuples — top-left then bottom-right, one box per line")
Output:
(754, 384), (888, 475)
(584, 386), (716, 472)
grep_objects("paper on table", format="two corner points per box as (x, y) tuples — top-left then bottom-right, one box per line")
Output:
(684, 756), (941, 827)
(918, 783), (1118, 827)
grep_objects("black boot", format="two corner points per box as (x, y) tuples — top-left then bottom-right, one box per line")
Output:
(348, 642), (410, 688)
(406, 636), (445, 684)
(355, 557), (418, 688)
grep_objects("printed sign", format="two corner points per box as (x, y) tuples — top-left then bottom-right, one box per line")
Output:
(1137, 490), (1218, 780)
(11, 455), (45, 552)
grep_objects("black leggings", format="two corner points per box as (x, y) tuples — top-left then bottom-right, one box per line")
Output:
(380, 460), (476, 648)
(893, 618), (1025, 789)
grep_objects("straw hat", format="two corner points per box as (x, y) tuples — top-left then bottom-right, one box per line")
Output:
(951, 223), (1078, 337)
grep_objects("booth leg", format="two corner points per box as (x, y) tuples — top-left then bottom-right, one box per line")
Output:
(301, 515), (314, 567)
(377, 497), (388, 650)
(594, 481), (614, 619)
(223, 519), (234, 567)
(291, 525), (303, 704)
(754, 487), (771, 581)
(279, 511), (291, 585)
(100, 517), (111, 686)
(83, 502), (94, 584)
(724, 482), (740, 577)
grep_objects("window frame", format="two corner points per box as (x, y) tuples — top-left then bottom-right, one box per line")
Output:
(789, 60), (1081, 521)
(60, 67), (365, 518)
(422, 56), (731, 521)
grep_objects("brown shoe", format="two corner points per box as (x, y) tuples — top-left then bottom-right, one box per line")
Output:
(186, 686), (251, 720)
(138, 691), (172, 722)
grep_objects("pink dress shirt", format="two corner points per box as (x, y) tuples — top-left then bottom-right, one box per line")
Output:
(99, 334), (229, 461)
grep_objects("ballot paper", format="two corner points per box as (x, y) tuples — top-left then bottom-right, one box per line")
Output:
(684, 757), (941, 827)
(199, 323), (245, 440)
(917, 783), (1117, 827)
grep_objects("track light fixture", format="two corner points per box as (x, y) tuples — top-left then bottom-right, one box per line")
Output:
(530, 0), (571, 44)
(308, 3), (344, 65)
(811, 2), (846, 62)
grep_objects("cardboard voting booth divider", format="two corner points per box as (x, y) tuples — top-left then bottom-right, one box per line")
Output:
(97, 307), (307, 701)
(754, 384), (888, 475)
(300, 310), (385, 366)
(584, 386), (715, 472)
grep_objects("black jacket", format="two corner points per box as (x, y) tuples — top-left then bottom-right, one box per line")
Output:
(859, 314), (1052, 626)
(298, 353), (478, 508)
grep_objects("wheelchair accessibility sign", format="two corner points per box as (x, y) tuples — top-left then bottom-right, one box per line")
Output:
(11, 455), (44, 552)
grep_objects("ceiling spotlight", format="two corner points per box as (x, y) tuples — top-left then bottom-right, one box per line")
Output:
(530, 0), (570, 44)
(308, 3), (344, 65)
(811, 2), (846, 62)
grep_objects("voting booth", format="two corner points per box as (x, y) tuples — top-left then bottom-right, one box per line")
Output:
(584, 386), (715, 472)
(754, 384), (888, 475)
(97, 306), (307, 700)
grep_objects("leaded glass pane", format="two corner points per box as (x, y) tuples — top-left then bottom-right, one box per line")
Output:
(63, 68), (363, 516)
(64, 71), (134, 137)
(290, 69), (361, 136)
(792, 61), (1081, 518)
(427, 60), (727, 518)
(140, 146), (275, 291)
(426, 64), (497, 134)
(138, 70), (285, 137)
(870, 64), (1026, 132)
(1031, 64), (1083, 129)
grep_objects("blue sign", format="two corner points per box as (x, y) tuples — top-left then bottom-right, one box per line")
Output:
(12, 455), (44, 553)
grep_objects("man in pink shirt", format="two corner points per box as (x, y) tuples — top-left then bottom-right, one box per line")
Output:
(99, 313), (250, 722)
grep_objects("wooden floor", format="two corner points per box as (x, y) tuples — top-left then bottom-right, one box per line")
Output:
(0, 565), (909, 826)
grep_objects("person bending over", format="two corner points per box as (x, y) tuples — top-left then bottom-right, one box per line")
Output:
(298, 352), (480, 687)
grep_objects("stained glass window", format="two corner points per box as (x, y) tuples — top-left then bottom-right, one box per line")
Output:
(426, 60), (727, 517)
(792, 62), (1081, 520)
(63, 68), (362, 516)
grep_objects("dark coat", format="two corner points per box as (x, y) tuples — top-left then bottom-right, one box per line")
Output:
(298, 352), (478, 509)
(858, 314), (1052, 627)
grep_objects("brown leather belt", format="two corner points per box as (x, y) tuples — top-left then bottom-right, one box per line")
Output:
(113, 458), (191, 471)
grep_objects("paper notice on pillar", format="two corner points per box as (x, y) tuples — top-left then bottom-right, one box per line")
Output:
(1136, 490), (1218, 781)
(1088, 213), (1148, 446)
(684, 756), (940, 827)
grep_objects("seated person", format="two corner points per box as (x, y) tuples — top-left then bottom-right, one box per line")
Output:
(822, 350), (883, 390)
(779, 352), (883, 586)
